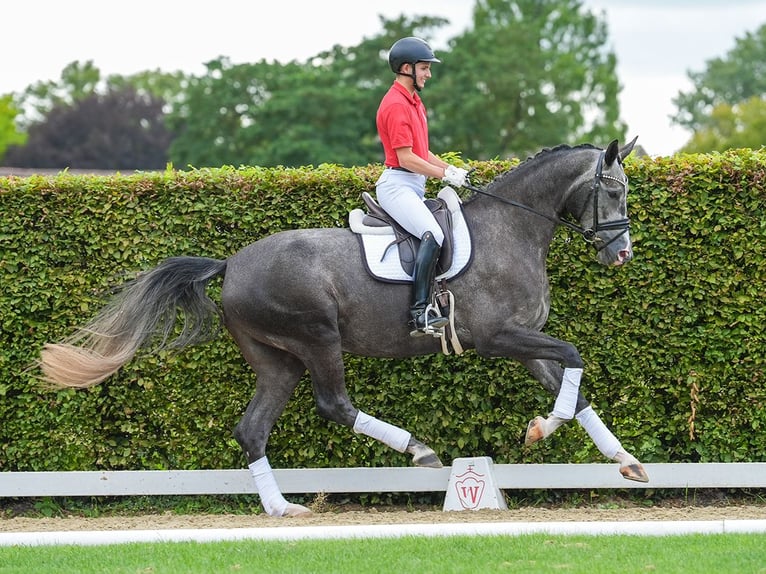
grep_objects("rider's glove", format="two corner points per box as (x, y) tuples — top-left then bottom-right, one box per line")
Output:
(442, 165), (468, 188)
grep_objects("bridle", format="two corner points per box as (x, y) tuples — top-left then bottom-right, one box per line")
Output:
(463, 151), (630, 251)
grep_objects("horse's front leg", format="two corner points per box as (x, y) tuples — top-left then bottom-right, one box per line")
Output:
(521, 358), (648, 483)
(522, 359), (587, 445)
(576, 405), (648, 482)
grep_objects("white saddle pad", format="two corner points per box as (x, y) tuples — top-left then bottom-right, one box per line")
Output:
(349, 186), (472, 283)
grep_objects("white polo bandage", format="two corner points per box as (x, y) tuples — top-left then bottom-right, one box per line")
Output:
(576, 406), (622, 459)
(552, 367), (583, 420)
(353, 410), (411, 452)
(248, 456), (288, 517)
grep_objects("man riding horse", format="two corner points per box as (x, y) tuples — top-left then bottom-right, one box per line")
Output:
(374, 37), (468, 335)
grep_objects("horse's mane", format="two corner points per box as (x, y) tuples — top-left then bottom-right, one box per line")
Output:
(466, 143), (600, 202)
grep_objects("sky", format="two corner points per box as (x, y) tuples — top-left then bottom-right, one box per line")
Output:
(3, 1), (765, 156)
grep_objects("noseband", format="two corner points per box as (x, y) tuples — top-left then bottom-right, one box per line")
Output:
(465, 150), (630, 251)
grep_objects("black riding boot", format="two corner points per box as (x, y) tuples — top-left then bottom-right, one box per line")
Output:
(409, 232), (449, 335)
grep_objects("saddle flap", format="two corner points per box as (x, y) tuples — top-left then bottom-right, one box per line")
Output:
(425, 197), (454, 272)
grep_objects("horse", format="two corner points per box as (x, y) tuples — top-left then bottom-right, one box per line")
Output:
(39, 137), (648, 517)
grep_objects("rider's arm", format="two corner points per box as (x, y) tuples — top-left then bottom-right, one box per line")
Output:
(395, 147), (449, 179)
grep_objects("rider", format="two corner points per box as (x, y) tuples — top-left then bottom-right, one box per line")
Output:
(375, 36), (468, 336)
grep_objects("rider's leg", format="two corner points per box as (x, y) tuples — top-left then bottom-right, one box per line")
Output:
(409, 231), (449, 333)
(375, 171), (446, 333)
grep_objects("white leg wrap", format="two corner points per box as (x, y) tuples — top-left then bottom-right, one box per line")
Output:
(353, 410), (411, 453)
(576, 406), (622, 460)
(552, 367), (582, 420)
(248, 456), (288, 517)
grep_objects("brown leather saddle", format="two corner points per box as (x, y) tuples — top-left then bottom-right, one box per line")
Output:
(359, 191), (455, 277)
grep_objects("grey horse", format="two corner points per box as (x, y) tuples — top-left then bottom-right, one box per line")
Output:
(40, 137), (648, 517)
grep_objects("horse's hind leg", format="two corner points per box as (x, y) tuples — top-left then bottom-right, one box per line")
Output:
(522, 359), (648, 483)
(230, 335), (312, 517)
(303, 344), (442, 468)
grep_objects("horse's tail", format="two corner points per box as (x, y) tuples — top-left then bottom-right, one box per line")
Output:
(39, 256), (227, 389)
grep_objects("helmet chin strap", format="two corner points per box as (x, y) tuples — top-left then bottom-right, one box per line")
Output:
(396, 64), (421, 92)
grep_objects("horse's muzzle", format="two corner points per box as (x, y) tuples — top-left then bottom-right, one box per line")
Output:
(613, 247), (633, 266)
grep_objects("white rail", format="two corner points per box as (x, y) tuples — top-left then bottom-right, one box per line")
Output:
(1, 463), (764, 497)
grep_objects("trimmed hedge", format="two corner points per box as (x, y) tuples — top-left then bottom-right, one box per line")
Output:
(1, 151), (764, 472)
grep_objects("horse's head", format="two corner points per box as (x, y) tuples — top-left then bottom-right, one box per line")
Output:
(568, 137), (637, 267)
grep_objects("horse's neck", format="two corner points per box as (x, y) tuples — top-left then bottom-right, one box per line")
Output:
(468, 172), (561, 246)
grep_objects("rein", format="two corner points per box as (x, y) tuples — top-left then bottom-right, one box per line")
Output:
(463, 151), (630, 251)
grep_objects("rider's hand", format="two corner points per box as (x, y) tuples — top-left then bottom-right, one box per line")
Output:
(442, 165), (468, 187)
(442, 165), (468, 188)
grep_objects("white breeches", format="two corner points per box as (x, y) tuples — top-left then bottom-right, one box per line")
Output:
(375, 169), (444, 246)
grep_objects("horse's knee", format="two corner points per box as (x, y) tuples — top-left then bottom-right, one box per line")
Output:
(314, 397), (357, 427)
(232, 421), (247, 448)
(233, 420), (265, 462)
(561, 344), (583, 369)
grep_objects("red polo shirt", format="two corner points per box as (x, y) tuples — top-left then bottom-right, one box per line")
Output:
(376, 81), (430, 168)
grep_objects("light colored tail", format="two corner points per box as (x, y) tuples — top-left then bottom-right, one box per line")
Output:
(39, 256), (227, 388)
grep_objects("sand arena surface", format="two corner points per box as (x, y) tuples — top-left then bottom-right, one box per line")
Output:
(4, 503), (766, 532)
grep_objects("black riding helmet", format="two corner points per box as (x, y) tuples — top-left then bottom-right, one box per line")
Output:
(388, 37), (440, 91)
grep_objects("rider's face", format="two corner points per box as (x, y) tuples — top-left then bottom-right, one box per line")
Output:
(413, 62), (432, 90)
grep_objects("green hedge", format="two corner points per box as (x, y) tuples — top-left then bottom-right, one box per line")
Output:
(1, 151), (764, 472)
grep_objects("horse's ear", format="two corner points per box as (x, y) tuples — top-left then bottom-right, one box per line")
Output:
(618, 136), (639, 162)
(604, 139), (620, 166)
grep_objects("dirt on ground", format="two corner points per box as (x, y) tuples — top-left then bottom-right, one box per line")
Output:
(3, 501), (766, 533)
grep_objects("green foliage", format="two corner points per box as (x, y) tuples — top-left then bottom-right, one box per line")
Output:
(15, 61), (187, 130)
(14, 60), (103, 129)
(429, 0), (625, 158)
(4, 86), (172, 169)
(673, 23), (766, 151)
(6, 6), (628, 169)
(0, 94), (26, 160)
(167, 15), (446, 169)
(168, 58), (383, 169)
(1, 151), (764, 473)
(681, 97), (766, 153)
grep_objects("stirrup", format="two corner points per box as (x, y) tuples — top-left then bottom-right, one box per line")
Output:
(409, 305), (448, 338)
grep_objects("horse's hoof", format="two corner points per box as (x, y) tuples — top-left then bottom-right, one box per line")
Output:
(620, 463), (649, 483)
(525, 416), (546, 446)
(283, 503), (313, 517)
(407, 439), (444, 468)
(413, 451), (443, 468)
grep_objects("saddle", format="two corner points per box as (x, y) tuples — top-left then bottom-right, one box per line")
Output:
(348, 186), (471, 355)
(349, 187), (471, 283)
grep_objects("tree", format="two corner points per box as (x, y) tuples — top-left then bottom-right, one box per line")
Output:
(7, 5), (628, 168)
(16, 61), (187, 128)
(672, 23), (766, 145)
(167, 15), (448, 168)
(0, 95), (26, 161)
(5, 62), (186, 169)
(2, 86), (172, 169)
(680, 96), (766, 153)
(427, 0), (625, 160)
(16, 61), (102, 129)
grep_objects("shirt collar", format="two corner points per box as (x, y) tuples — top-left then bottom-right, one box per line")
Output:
(392, 80), (421, 105)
